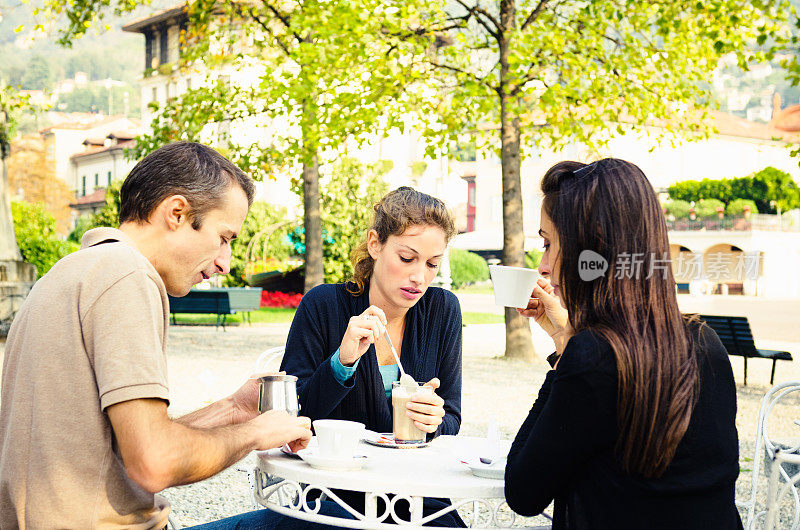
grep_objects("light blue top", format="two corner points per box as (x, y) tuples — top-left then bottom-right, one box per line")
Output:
(330, 348), (399, 399)
(378, 364), (401, 400)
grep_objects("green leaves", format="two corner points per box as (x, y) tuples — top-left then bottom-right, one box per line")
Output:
(414, 0), (793, 159)
(667, 167), (800, 214)
(11, 201), (79, 278)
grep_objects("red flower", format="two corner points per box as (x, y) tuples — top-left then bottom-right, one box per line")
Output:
(260, 290), (303, 308)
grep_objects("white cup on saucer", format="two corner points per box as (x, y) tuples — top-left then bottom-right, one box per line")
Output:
(488, 265), (540, 308)
(312, 419), (365, 460)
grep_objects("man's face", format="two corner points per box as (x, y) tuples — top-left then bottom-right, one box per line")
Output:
(161, 185), (249, 296)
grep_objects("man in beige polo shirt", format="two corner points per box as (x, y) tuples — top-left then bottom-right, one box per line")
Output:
(0, 142), (312, 528)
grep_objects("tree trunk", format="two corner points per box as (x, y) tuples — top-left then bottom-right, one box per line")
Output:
(0, 131), (22, 262)
(498, 0), (536, 361)
(302, 153), (324, 292)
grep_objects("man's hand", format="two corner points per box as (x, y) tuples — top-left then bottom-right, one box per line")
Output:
(406, 378), (446, 434)
(246, 410), (312, 452)
(228, 371), (285, 424)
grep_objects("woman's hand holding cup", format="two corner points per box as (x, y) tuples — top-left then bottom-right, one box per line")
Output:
(405, 378), (445, 434)
(517, 277), (574, 356)
(339, 305), (388, 366)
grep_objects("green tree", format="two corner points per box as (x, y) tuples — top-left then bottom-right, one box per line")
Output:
(315, 158), (390, 284)
(2, 84), (33, 262)
(22, 55), (53, 90)
(88, 180), (122, 230)
(67, 214), (95, 244)
(749, 167), (800, 213)
(130, 0), (425, 294)
(45, 0), (794, 360)
(11, 201), (79, 278)
(667, 167), (800, 214)
(406, 0), (790, 360)
(227, 202), (296, 287)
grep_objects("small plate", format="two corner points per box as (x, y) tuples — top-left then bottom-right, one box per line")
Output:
(296, 448), (367, 471)
(362, 432), (430, 449)
(461, 457), (506, 480)
(280, 444), (303, 458)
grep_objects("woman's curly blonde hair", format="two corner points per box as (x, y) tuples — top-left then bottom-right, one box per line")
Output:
(347, 187), (456, 296)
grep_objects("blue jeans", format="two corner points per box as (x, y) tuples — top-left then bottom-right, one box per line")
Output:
(184, 501), (354, 529)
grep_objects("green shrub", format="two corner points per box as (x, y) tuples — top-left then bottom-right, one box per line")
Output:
(12, 201), (79, 278)
(695, 198), (726, 218)
(68, 214), (95, 244)
(449, 249), (489, 289)
(525, 249), (543, 269)
(318, 158), (390, 284)
(726, 198), (758, 216)
(227, 202), (296, 287)
(664, 199), (691, 218)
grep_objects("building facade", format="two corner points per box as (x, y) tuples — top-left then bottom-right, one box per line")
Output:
(41, 115), (140, 189)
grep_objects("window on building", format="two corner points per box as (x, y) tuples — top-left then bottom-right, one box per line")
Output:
(152, 86), (158, 103)
(107, 171), (112, 186)
(94, 173), (99, 187)
(151, 32), (160, 68)
(82, 176), (86, 197)
(186, 77), (192, 91)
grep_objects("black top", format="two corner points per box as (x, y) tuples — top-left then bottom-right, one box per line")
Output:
(281, 283), (462, 437)
(505, 323), (742, 529)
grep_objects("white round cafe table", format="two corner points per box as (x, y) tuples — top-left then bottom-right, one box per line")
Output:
(250, 435), (525, 529)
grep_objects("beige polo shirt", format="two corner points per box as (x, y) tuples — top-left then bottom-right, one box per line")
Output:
(0, 228), (171, 529)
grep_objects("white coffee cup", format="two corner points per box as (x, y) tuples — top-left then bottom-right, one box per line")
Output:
(488, 265), (540, 308)
(312, 419), (365, 459)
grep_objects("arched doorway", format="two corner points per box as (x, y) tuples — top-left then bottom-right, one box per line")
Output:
(669, 244), (698, 293)
(703, 244), (744, 295)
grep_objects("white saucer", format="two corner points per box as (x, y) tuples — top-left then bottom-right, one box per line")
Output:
(461, 457), (506, 480)
(362, 431), (430, 449)
(296, 448), (368, 471)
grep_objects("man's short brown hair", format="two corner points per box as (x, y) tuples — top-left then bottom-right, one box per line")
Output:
(119, 142), (255, 229)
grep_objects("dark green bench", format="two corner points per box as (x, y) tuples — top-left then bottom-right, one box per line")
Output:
(168, 288), (262, 329)
(699, 314), (793, 386)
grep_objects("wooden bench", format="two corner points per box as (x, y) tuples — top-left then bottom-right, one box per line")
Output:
(168, 288), (262, 329)
(698, 315), (792, 386)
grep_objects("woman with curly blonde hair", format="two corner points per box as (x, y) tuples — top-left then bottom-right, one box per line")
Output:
(281, 186), (465, 526)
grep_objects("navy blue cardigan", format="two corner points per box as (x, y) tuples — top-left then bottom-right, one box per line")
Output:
(281, 283), (462, 437)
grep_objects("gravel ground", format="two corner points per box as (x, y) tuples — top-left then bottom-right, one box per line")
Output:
(3, 311), (800, 527)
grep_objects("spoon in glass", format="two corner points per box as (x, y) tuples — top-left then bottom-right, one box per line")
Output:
(383, 332), (418, 390)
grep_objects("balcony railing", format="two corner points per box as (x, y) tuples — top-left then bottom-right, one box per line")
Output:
(666, 214), (799, 232)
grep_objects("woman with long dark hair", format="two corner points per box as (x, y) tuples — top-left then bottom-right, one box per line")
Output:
(505, 158), (741, 528)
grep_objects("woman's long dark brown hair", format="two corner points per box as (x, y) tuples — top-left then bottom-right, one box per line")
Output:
(541, 158), (698, 478)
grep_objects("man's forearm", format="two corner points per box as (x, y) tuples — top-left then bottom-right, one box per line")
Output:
(158, 422), (255, 489)
(109, 398), (257, 493)
(174, 397), (237, 429)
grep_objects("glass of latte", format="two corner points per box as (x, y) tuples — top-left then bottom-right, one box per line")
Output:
(391, 381), (432, 444)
